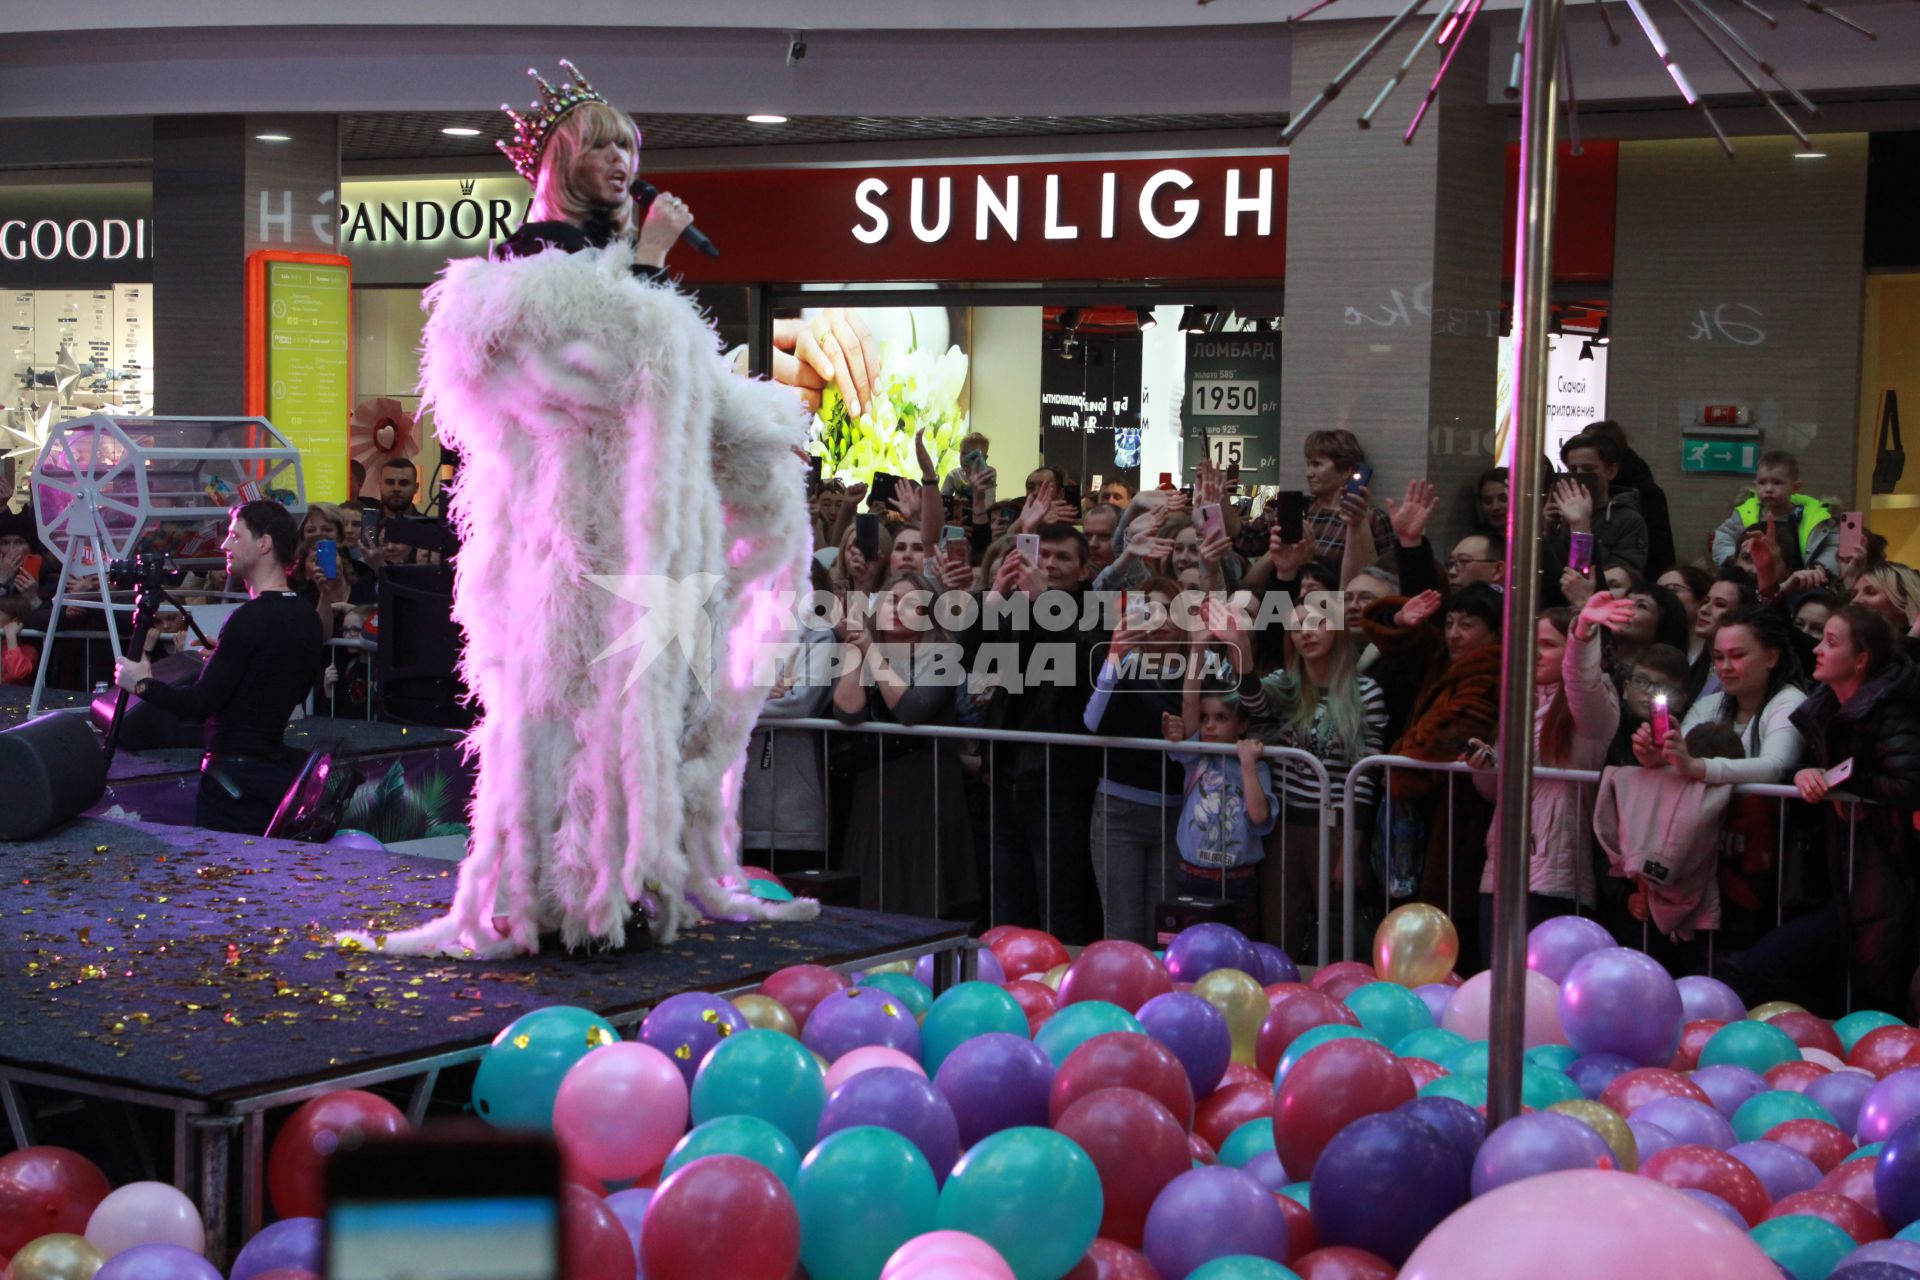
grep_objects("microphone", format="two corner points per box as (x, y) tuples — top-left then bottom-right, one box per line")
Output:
(630, 178), (720, 258)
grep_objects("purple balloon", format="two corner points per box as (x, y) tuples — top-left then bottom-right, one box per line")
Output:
(605, 1187), (652, 1269)
(1677, 1187), (1751, 1231)
(1164, 923), (1262, 985)
(801, 986), (923, 1062)
(1634, 1097), (1737, 1151)
(229, 1217), (323, 1280)
(1728, 1140), (1825, 1201)
(1136, 992), (1233, 1100)
(933, 1032), (1054, 1148)
(1312, 1112), (1467, 1266)
(1859, 1069), (1920, 1144)
(1809, 1070), (1879, 1139)
(1568, 1052), (1639, 1100)
(1878, 1112), (1920, 1231)
(1252, 942), (1301, 986)
(1558, 947), (1684, 1067)
(1842, 1240), (1920, 1273)
(1413, 984), (1455, 1024)
(1677, 975), (1748, 1025)
(1470, 1112), (1612, 1197)
(1832, 1265), (1920, 1280)
(1398, 1096), (1488, 1170)
(640, 992), (751, 1088)
(95, 1246), (222, 1280)
(915, 950), (1006, 987)
(1691, 1064), (1772, 1120)
(1143, 1166), (1292, 1279)
(1628, 1118), (1685, 1163)
(819, 1066), (960, 1181)
(1243, 1149), (1289, 1191)
(1527, 915), (1616, 983)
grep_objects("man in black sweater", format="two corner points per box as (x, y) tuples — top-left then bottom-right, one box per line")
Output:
(115, 501), (324, 834)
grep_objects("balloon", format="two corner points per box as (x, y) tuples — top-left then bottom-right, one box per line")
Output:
(1837, 1014), (1910, 1056)
(915, 950), (1007, 990)
(641, 1155), (800, 1280)
(1735, 1091), (1837, 1144)
(883, 1229), (1015, 1278)
(1822, 1155), (1883, 1215)
(1525, 915), (1615, 983)
(934, 1032), (1055, 1148)
(1275, 1038), (1415, 1180)
(820, 1068), (961, 1183)
(804, 987), (925, 1064)
(1166, 924), (1262, 985)
(690, 1027), (826, 1151)
(1401, 1168), (1781, 1279)
(1678, 975), (1749, 1024)
(1521, 1066), (1582, 1110)
(1051, 1032), (1196, 1131)
(1055, 1088), (1192, 1248)
(1470, 1112), (1612, 1195)
(1373, 904), (1459, 988)
(1858, 1145), (1890, 1164)
(758, 964), (852, 1030)
(1034, 1002), (1146, 1070)
(1750, 1214), (1856, 1280)
(864, 973), (937, 1021)
(826, 1045), (927, 1096)
(992, 929), (1071, 982)
(471, 1006), (619, 1132)
(1567, 1052), (1638, 1100)
(662, 1115), (802, 1189)
(1196, 969), (1271, 1066)
(1277, 1027), (1383, 1086)
(1830, 1263), (1920, 1280)
(1548, 1099), (1640, 1172)
(918, 983), (1027, 1075)
(80, 1184), (204, 1263)
(1693, 1065), (1774, 1120)
(937, 1128), (1103, 1280)
(1599, 1067), (1709, 1117)
(1753, 1002), (1813, 1022)
(1674, 1020), (1726, 1072)
(6, 1234), (104, 1280)
(1040, 964), (1071, 992)
(263, 1091), (408, 1220)
(560, 1183), (637, 1280)
(1343, 982), (1435, 1049)
(1397, 1027), (1469, 1065)
(93, 1245), (220, 1280)
(1729, 1140), (1827, 1203)
(0, 1149), (113, 1257)
(1639, 1144), (1772, 1225)
(1221, 1119), (1278, 1169)
(1811, 1050), (1854, 1071)
(1679, 1186), (1756, 1231)
(1220, 1062), (1271, 1091)
(641, 992), (753, 1088)
(1256, 990), (1361, 1078)
(1862, 1072), (1920, 1146)
(1059, 941), (1173, 1012)
(228, 1219), (323, 1280)
(604, 1187), (651, 1267)
(794, 1126), (939, 1280)
(1439, 970), (1564, 1048)
(1842, 1239), (1920, 1271)
(1143, 1166), (1292, 1280)
(1771, 1119), (1861, 1174)
(1773, 1061), (1837, 1094)
(1702, 1021), (1804, 1075)
(1309, 962), (1378, 996)
(1400, 1096), (1488, 1169)
(733, 993), (800, 1036)
(1412, 985), (1455, 1024)
(1419, 1074), (1487, 1109)
(1252, 943), (1302, 987)
(553, 1042), (689, 1183)
(1138, 992), (1234, 1100)
(1772, 1012), (1848, 1060)
(1528, 1044), (1582, 1074)
(1628, 1119), (1685, 1164)
(1633, 1097), (1737, 1150)
(1771, 1189), (1888, 1244)
(1853, 1029), (1920, 1080)
(1006, 980), (1060, 1035)
(1292, 1246), (1395, 1280)
(1310, 1112), (1465, 1265)
(1192, 1131), (1223, 1166)
(1557, 947), (1683, 1067)
(1064, 1238), (1165, 1280)
(1878, 1114), (1920, 1231)
(1195, 1082), (1275, 1154)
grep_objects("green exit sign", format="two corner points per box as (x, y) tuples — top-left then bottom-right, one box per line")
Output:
(1682, 435), (1759, 475)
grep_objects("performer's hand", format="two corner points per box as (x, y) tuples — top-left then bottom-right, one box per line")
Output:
(115, 656), (151, 693)
(634, 190), (693, 268)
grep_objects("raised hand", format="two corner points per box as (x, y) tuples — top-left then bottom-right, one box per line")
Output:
(1553, 478), (1593, 529)
(1399, 588), (1443, 629)
(1560, 567), (1596, 609)
(1577, 591), (1637, 638)
(1017, 481), (1056, 534)
(914, 427), (937, 483)
(1336, 488), (1370, 529)
(1267, 522), (1311, 579)
(1386, 478), (1440, 547)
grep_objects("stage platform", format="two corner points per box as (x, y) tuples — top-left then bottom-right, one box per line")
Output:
(0, 813), (969, 1262)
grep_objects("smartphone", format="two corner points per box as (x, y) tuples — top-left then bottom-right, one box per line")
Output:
(1158, 472), (1176, 492)
(1651, 693), (1670, 749)
(869, 472), (902, 510)
(1197, 502), (1225, 541)
(1346, 463), (1374, 497)
(19, 553), (41, 581)
(1064, 483), (1082, 510)
(1091, 473), (1105, 492)
(806, 455), (823, 494)
(315, 538), (339, 581)
(326, 1129), (561, 1280)
(1571, 471), (1601, 502)
(1016, 532), (1041, 564)
(1567, 530), (1595, 576)
(963, 449), (985, 473)
(854, 512), (880, 561)
(941, 524), (967, 547)
(1840, 511), (1866, 561)
(1277, 491), (1308, 544)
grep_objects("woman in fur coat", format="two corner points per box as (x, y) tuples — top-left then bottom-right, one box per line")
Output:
(346, 75), (817, 956)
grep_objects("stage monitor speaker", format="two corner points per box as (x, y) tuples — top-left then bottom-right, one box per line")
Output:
(0, 712), (107, 840)
(376, 563), (473, 729)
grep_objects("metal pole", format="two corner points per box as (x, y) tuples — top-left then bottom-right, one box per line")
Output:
(1488, 0), (1563, 1131)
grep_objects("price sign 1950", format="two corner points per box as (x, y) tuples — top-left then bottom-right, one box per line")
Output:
(1191, 380), (1259, 416)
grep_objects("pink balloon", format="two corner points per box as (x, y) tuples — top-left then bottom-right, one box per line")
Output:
(882, 1231), (1016, 1280)
(1803, 1048), (1848, 1070)
(1399, 1169), (1779, 1280)
(1523, 971), (1568, 1048)
(1443, 971), (1564, 1048)
(824, 1045), (927, 1095)
(85, 1181), (205, 1258)
(553, 1043), (689, 1182)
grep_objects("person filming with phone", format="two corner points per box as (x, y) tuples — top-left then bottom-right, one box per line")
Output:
(1542, 430), (1650, 608)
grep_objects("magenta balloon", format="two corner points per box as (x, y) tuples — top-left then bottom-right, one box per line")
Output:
(1676, 976), (1747, 1025)
(1399, 1169), (1780, 1280)
(1442, 972), (1494, 1041)
(1469, 1113), (1612, 1197)
(1858, 1068), (1920, 1144)
(1691, 1065), (1771, 1120)
(1557, 948), (1683, 1067)
(553, 1042), (689, 1182)
(94, 1245), (222, 1280)
(1632, 1098), (1736, 1151)
(882, 1230), (1014, 1278)
(1526, 916), (1616, 984)
(1807, 1070), (1878, 1138)
(1726, 1140), (1824, 1202)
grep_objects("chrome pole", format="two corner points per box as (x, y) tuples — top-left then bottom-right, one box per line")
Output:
(1488, 0), (1563, 1130)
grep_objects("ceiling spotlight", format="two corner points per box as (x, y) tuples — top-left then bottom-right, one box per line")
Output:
(1579, 340), (1594, 361)
(1594, 317), (1611, 345)
(254, 133), (292, 142)
(1058, 307), (1084, 331)
(1549, 312), (1565, 338)
(1134, 306), (1157, 331)
(441, 126), (481, 137)
(786, 31), (808, 65)
(1177, 306), (1211, 334)
(746, 114), (789, 124)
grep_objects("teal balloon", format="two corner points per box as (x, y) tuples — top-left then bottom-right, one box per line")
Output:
(1443, 1041), (1491, 1080)
(749, 879), (796, 902)
(1749, 1214), (1854, 1280)
(1275, 1025), (1382, 1084)
(1033, 1001), (1144, 1069)
(862, 973), (934, 1019)
(795, 1126), (938, 1280)
(1219, 1118), (1276, 1169)
(921, 983), (1028, 1074)
(1521, 1065), (1583, 1110)
(1189, 1259), (1304, 1280)
(1899, 1219), (1920, 1243)
(1344, 982), (1435, 1047)
(937, 1127), (1102, 1280)
(690, 1027), (826, 1151)
(470, 1005), (619, 1132)
(662, 1115), (801, 1189)
(1526, 1044), (1583, 1074)
(1279, 1181), (1311, 1206)
(1420, 1074), (1488, 1108)
(1732, 1090), (1836, 1144)
(1700, 1021), (1802, 1074)
(1396, 1027), (1468, 1063)
(1849, 1142), (1885, 1163)
(1835, 1010), (1906, 1054)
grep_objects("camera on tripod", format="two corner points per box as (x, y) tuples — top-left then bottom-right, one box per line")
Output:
(106, 552), (184, 593)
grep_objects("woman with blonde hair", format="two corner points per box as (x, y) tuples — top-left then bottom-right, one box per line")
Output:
(1850, 562), (1920, 641)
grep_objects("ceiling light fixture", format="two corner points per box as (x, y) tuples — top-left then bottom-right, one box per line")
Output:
(746, 114), (789, 124)
(1177, 306), (1211, 334)
(441, 126), (481, 137)
(1058, 307), (1084, 331)
(1793, 150), (1828, 160)
(254, 133), (292, 143)
(1134, 306), (1157, 331)
(1579, 340), (1594, 361)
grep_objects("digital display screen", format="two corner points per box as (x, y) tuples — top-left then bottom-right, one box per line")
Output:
(328, 1197), (560, 1280)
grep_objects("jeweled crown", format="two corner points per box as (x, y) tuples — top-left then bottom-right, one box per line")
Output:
(498, 59), (610, 185)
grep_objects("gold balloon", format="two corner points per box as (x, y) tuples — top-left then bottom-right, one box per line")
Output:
(1194, 967), (1267, 1065)
(1748, 1001), (1807, 1022)
(732, 993), (799, 1037)
(865, 960), (912, 976)
(8, 1234), (103, 1280)
(1373, 904), (1460, 988)
(1549, 1099), (1640, 1173)
(1039, 963), (1070, 992)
